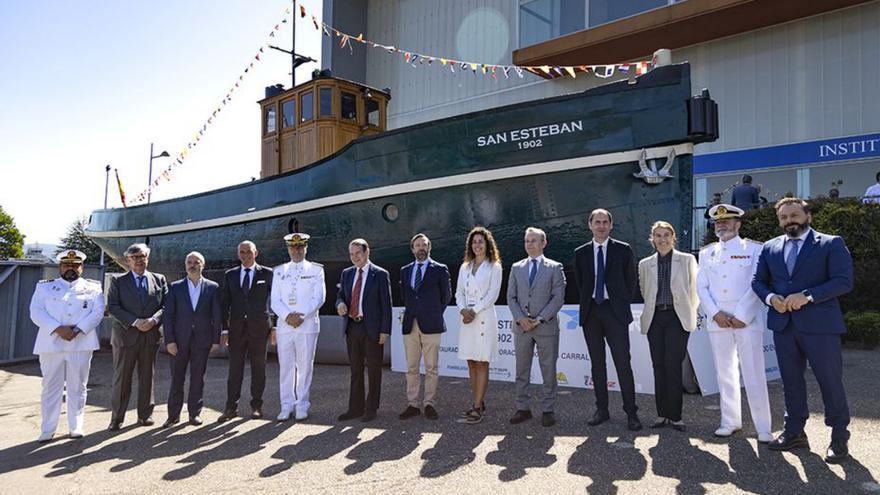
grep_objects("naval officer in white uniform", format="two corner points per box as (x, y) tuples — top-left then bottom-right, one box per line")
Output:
(270, 233), (326, 421)
(28, 250), (105, 442)
(697, 204), (773, 443)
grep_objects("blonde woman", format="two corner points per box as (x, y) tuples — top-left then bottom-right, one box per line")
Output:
(638, 221), (699, 431)
(455, 226), (503, 425)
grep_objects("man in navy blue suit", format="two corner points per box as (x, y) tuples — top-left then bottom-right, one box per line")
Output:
(162, 252), (222, 428)
(752, 197), (854, 463)
(336, 238), (392, 423)
(398, 233), (452, 421)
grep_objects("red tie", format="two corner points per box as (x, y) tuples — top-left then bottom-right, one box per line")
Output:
(350, 268), (363, 318)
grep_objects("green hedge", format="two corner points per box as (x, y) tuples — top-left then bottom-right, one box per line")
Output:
(844, 311), (880, 350)
(703, 198), (880, 315)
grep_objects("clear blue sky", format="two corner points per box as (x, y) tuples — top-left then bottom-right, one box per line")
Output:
(0, 0), (322, 246)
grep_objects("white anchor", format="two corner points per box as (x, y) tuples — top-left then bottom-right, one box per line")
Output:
(633, 148), (675, 184)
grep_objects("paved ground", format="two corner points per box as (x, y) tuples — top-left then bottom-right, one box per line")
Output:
(1, 348), (878, 494)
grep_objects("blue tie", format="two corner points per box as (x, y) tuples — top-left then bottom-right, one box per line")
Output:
(138, 276), (148, 304)
(413, 263), (423, 290)
(595, 245), (606, 304)
(528, 259), (538, 287)
(786, 238), (801, 275)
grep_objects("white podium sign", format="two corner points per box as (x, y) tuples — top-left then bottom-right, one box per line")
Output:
(390, 304), (780, 396)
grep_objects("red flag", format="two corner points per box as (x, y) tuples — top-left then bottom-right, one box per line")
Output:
(114, 169), (127, 207)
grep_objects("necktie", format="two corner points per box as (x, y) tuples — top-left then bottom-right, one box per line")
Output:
(414, 263), (423, 290)
(595, 245), (606, 304)
(138, 276), (148, 304)
(529, 259), (538, 287)
(242, 267), (251, 296)
(350, 268), (363, 319)
(786, 238), (801, 275)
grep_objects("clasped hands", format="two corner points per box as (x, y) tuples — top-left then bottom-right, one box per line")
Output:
(52, 326), (80, 341)
(770, 293), (809, 314)
(460, 308), (477, 325)
(285, 312), (305, 328)
(133, 318), (156, 332)
(712, 312), (747, 329)
(517, 317), (540, 332)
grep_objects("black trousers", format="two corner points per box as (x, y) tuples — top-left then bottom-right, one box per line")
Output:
(111, 331), (159, 422)
(582, 300), (638, 416)
(225, 324), (268, 411)
(166, 338), (211, 420)
(646, 309), (690, 422)
(346, 320), (384, 414)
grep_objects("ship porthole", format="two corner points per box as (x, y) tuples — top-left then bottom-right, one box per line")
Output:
(382, 203), (399, 222)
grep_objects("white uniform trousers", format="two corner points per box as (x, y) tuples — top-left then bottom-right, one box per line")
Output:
(276, 331), (319, 414)
(39, 351), (93, 435)
(707, 330), (772, 435)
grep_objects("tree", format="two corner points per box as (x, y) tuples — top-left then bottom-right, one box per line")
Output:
(57, 217), (103, 265)
(0, 205), (25, 259)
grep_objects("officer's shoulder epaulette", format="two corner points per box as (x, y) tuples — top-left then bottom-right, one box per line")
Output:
(744, 238), (763, 245)
(311, 262), (324, 267)
(38, 279), (53, 284)
(700, 242), (718, 251)
(84, 278), (101, 285)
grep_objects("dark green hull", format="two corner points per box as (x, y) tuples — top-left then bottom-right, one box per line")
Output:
(86, 63), (714, 309)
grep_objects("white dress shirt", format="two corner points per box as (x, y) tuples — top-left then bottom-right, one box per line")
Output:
(863, 182), (880, 204)
(187, 277), (203, 310)
(350, 262), (371, 316)
(765, 228), (812, 305)
(593, 239), (609, 300)
(410, 258), (431, 288)
(528, 254), (544, 281)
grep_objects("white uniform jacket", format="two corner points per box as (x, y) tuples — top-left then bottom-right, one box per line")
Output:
(697, 236), (764, 332)
(30, 277), (105, 354)
(271, 260), (326, 335)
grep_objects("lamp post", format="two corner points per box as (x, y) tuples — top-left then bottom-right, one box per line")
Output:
(100, 164), (110, 288)
(147, 142), (170, 204)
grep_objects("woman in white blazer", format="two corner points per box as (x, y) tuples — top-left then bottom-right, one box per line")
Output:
(638, 221), (699, 431)
(455, 226), (503, 425)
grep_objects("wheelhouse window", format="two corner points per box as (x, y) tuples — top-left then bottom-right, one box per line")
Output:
(301, 91), (314, 123)
(281, 98), (296, 128)
(341, 91), (358, 121)
(319, 87), (333, 117)
(264, 105), (276, 135)
(589, 0), (669, 28)
(519, 0), (584, 47)
(366, 98), (380, 127)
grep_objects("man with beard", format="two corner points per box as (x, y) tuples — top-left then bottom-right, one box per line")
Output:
(697, 204), (772, 443)
(398, 233), (451, 420)
(29, 250), (105, 442)
(752, 197), (854, 463)
(107, 243), (167, 430)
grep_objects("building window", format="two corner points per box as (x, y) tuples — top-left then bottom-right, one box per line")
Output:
(703, 168), (798, 211)
(264, 105), (276, 135)
(588, 0), (669, 28)
(341, 92), (357, 121)
(519, 0), (584, 48)
(809, 160), (880, 199)
(301, 91), (314, 123)
(319, 87), (333, 117)
(366, 98), (380, 127)
(281, 98), (296, 128)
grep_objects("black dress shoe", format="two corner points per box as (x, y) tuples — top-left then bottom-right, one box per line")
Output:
(138, 417), (155, 427)
(251, 408), (263, 420)
(338, 410), (363, 421)
(108, 421), (122, 432)
(398, 405), (421, 420)
(587, 410), (610, 426)
(651, 418), (669, 428)
(627, 415), (643, 431)
(542, 412), (556, 427)
(670, 421), (686, 432)
(424, 405), (439, 420)
(825, 439), (849, 464)
(509, 410), (533, 424)
(189, 416), (203, 426)
(768, 431), (810, 451)
(361, 411), (377, 422)
(161, 418), (180, 429)
(217, 410), (237, 423)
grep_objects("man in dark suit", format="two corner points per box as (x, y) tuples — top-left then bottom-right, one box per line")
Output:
(573, 208), (642, 431)
(161, 251), (222, 427)
(731, 174), (760, 211)
(218, 240), (273, 422)
(752, 197), (854, 463)
(398, 233), (451, 421)
(336, 238), (392, 423)
(107, 243), (168, 431)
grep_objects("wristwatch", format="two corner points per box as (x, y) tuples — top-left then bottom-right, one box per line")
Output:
(802, 290), (814, 303)
(536, 316), (546, 324)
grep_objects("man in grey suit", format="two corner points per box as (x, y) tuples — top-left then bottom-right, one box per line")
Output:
(106, 243), (168, 430)
(507, 227), (566, 427)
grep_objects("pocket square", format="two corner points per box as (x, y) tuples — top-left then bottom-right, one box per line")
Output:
(256, 280), (267, 284)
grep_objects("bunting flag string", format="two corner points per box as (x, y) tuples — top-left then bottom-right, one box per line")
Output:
(129, 4), (294, 204)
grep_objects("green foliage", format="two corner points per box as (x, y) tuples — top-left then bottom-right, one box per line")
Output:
(844, 311), (880, 350)
(725, 198), (880, 314)
(57, 217), (123, 272)
(0, 205), (25, 259)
